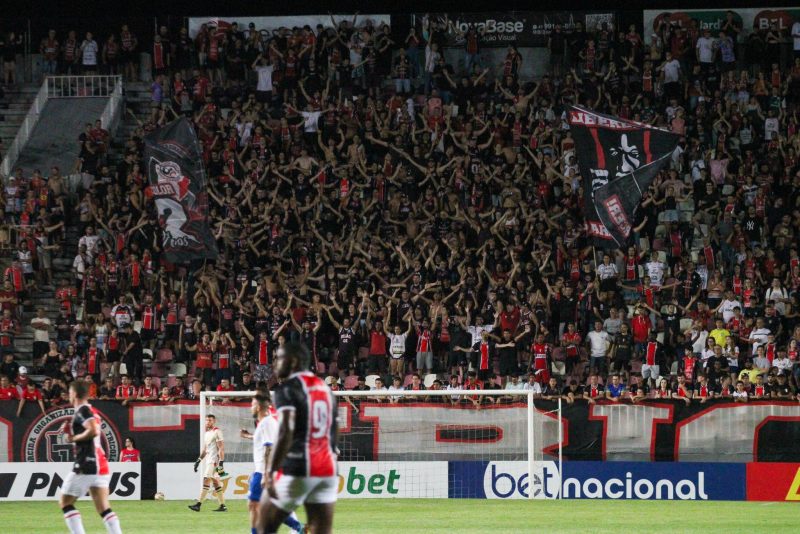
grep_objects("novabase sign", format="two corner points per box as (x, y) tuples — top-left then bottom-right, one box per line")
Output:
(0, 463), (140, 501)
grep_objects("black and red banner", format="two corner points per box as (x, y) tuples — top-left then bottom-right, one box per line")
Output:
(144, 118), (218, 264)
(568, 106), (681, 248)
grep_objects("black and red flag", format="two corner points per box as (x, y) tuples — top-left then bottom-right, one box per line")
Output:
(144, 118), (218, 263)
(568, 105), (681, 248)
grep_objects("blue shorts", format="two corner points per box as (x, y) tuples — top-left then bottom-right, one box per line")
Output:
(249, 472), (263, 502)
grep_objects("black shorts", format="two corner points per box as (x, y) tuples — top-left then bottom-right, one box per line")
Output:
(599, 278), (617, 292)
(613, 357), (631, 372)
(165, 325), (178, 340)
(107, 350), (120, 363)
(499, 357), (518, 377)
(447, 350), (465, 368)
(140, 329), (156, 341)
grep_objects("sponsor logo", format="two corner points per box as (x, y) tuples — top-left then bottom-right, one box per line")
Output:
(337, 466), (400, 496)
(450, 19), (525, 35)
(24, 408), (120, 462)
(483, 462), (712, 500)
(746, 463), (800, 501)
(0, 464), (140, 501)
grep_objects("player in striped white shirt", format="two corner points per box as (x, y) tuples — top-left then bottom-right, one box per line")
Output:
(241, 389), (304, 534)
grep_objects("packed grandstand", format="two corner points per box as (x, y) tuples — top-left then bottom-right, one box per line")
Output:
(3, 9), (800, 413)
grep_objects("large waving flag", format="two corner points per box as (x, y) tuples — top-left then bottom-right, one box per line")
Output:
(568, 106), (681, 248)
(144, 118), (218, 264)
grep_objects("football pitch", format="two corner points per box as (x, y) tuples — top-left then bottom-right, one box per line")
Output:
(3, 499), (799, 533)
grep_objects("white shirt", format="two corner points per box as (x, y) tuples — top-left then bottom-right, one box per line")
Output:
(300, 111), (322, 133)
(522, 381), (542, 393)
(645, 261), (666, 287)
(81, 40), (99, 65)
(586, 330), (611, 358)
(696, 37), (715, 63)
(691, 329), (709, 354)
(31, 317), (51, 342)
(792, 22), (800, 50)
(749, 328), (771, 354)
(72, 254), (87, 279)
(467, 324), (493, 346)
(204, 427), (224, 463)
(720, 299), (741, 323)
(387, 333), (407, 358)
(775, 357), (793, 372)
(597, 263), (618, 280)
(765, 287), (788, 315)
(255, 65), (274, 92)
(662, 59), (680, 83)
(78, 234), (100, 257)
(252, 412), (278, 473)
(765, 117), (780, 140)
(388, 384), (403, 402)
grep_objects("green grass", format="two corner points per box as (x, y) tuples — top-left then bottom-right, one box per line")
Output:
(2, 499), (799, 533)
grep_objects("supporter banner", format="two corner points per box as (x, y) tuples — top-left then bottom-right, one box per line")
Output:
(144, 118), (218, 264)
(746, 463), (800, 501)
(156, 461), (447, 500)
(5, 400), (800, 467)
(0, 462), (140, 501)
(449, 461), (744, 500)
(416, 12), (616, 48)
(187, 15), (391, 39)
(568, 106), (681, 248)
(643, 8), (800, 37)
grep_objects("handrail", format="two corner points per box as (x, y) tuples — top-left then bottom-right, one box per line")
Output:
(46, 75), (122, 98)
(0, 75), (123, 179)
(0, 81), (49, 178)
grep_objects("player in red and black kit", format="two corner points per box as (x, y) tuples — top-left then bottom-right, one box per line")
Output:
(59, 380), (123, 534)
(258, 342), (337, 534)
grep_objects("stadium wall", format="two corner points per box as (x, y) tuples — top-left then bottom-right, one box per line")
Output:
(3, 401), (800, 501)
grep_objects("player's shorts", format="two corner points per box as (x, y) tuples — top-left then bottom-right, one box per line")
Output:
(248, 472), (263, 502)
(271, 473), (337, 512)
(61, 472), (111, 497)
(203, 461), (219, 479)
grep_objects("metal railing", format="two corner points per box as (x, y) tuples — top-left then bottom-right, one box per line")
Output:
(46, 75), (122, 99)
(0, 75), (123, 178)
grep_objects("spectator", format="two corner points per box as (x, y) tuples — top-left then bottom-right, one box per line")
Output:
(120, 437), (141, 462)
(80, 32), (99, 75)
(17, 381), (46, 417)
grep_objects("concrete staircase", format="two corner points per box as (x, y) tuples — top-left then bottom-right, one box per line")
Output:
(0, 84), (41, 158)
(3, 82), (150, 371)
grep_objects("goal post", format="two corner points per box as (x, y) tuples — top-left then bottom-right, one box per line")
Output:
(198, 389), (563, 500)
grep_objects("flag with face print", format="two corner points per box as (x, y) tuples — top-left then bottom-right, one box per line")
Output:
(568, 106), (681, 248)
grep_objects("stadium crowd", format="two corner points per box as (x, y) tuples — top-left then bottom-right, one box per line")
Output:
(5, 12), (800, 411)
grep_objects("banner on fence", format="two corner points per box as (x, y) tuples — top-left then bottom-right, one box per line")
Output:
(0, 462), (140, 501)
(156, 461), (447, 500)
(643, 8), (800, 38)
(6, 400), (800, 466)
(417, 12), (617, 48)
(187, 15), (391, 38)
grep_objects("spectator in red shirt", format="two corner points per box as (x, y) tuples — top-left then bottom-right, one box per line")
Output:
(115, 374), (136, 406)
(137, 375), (159, 401)
(631, 306), (653, 357)
(0, 375), (18, 400)
(120, 437), (141, 462)
(17, 381), (46, 417)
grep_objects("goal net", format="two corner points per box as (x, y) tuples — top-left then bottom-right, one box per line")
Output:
(199, 389), (562, 500)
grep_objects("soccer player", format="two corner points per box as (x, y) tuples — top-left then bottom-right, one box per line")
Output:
(188, 414), (227, 512)
(258, 342), (337, 534)
(59, 380), (123, 534)
(241, 389), (304, 534)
